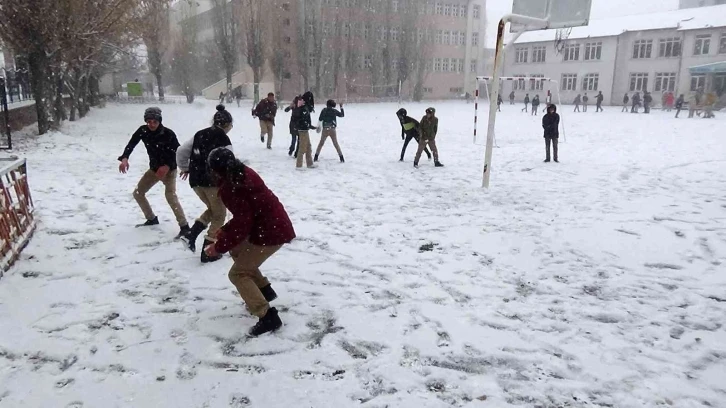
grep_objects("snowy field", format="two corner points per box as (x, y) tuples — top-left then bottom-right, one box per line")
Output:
(1, 99), (725, 408)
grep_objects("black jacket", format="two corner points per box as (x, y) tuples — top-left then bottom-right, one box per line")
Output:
(623, 95), (629, 104)
(596, 93), (604, 103)
(398, 114), (420, 139)
(293, 104), (314, 131)
(119, 125), (180, 171)
(583, 95), (589, 103)
(675, 96), (685, 109)
(644, 93), (653, 104)
(532, 96), (540, 106)
(542, 105), (560, 139)
(319, 107), (345, 128)
(177, 126), (232, 188)
(524, 96), (530, 104)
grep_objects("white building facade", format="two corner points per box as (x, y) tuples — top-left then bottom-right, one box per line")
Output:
(501, 6), (726, 105)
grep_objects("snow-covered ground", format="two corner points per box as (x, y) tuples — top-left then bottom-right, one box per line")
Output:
(1, 100), (725, 407)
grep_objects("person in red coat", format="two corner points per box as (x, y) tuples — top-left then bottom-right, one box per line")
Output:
(204, 147), (296, 336)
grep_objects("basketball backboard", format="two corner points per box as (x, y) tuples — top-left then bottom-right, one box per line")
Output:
(510, 0), (592, 33)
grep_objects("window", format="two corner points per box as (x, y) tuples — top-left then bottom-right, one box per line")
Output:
(473, 5), (480, 19)
(472, 32), (479, 46)
(470, 59), (477, 73)
(282, 3), (290, 11)
(322, 22), (329, 36)
(308, 56), (315, 68)
(435, 2), (442, 14)
(720, 33), (726, 54)
(442, 30), (450, 45)
(434, 58), (441, 72)
(391, 28), (399, 41)
(690, 74), (705, 91)
(659, 38), (682, 57)
(283, 18), (291, 26)
(457, 58), (465, 73)
(532, 46), (546, 63)
(632, 40), (653, 59)
(530, 74), (544, 91)
(582, 73), (599, 91)
(364, 24), (370, 39)
(284, 36), (291, 44)
(459, 32), (466, 46)
(444, 3), (451, 16)
(443, 58), (451, 72)
(423, 87), (433, 94)
(654, 72), (676, 92)
(513, 75), (526, 91)
(435, 30), (442, 44)
(629, 73), (649, 92)
(515, 47), (528, 63)
(460, 4), (467, 17)
(584, 42), (602, 60)
(563, 43), (580, 61)
(561, 74), (577, 91)
(364, 55), (372, 68)
(392, 59), (399, 72)
(450, 87), (463, 93)
(392, 0), (398, 12)
(694, 35), (711, 55)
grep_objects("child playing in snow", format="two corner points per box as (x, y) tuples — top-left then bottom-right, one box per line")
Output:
(396, 108), (430, 162)
(314, 100), (345, 163)
(414, 107), (444, 168)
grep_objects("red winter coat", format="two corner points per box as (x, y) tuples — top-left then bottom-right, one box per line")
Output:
(214, 167), (296, 253)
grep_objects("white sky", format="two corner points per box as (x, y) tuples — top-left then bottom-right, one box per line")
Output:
(485, 0), (680, 47)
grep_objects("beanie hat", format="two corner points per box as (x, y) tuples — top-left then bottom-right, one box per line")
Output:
(426, 107), (436, 114)
(144, 106), (162, 122)
(213, 104), (233, 126)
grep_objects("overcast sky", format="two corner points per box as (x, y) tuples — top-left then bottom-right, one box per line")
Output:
(485, 0), (680, 46)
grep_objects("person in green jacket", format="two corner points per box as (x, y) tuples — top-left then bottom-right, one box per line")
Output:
(314, 99), (345, 163)
(414, 107), (443, 168)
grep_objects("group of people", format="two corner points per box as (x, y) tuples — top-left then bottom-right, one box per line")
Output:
(573, 92), (604, 113)
(396, 107), (444, 168)
(621, 89), (717, 119)
(118, 105), (295, 337)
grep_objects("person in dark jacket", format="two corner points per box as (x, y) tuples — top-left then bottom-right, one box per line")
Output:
(643, 91), (653, 113)
(314, 99), (345, 163)
(582, 93), (589, 112)
(252, 93), (278, 149)
(542, 104), (560, 163)
(414, 107), (444, 168)
(293, 91), (317, 168)
(509, 90), (515, 105)
(118, 107), (189, 237)
(396, 108), (430, 162)
(631, 92), (641, 113)
(573, 94), (582, 112)
(497, 94), (503, 112)
(595, 91), (604, 112)
(205, 147), (296, 337)
(675, 94), (685, 118)
(622, 94), (630, 112)
(522, 94), (530, 112)
(531, 95), (540, 116)
(177, 105), (234, 263)
(284, 95), (302, 157)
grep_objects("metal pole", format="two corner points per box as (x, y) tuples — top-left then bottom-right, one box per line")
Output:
(473, 85), (479, 144)
(0, 78), (10, 150)
(552, 80), (566, 143)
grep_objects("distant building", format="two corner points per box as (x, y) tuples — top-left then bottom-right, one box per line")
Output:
(502, 5), (726, 105)
(679, 0), (726, 9)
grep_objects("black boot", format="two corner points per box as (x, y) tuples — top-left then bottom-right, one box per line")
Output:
(339, 155), (345, 163)
(260, 284), (278, 302)
(175, 224), (191, 239)
(413, 161), (419, 168)
(200, 239), (223, 263)
(137, 216), (159, 227)
(249, 307), (282, 337)
(181, 221), (206, 252)
(434, 161), (444, 167)
(314, 153), (319, 162)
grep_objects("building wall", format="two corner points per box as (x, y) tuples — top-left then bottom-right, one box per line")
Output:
(503, 36), (618, 105)
(679, 28), (726, 95)
(679, 0), (726, 9)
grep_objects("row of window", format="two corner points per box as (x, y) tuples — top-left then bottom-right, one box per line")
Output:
(510, 72), (683, 92)
(301, 23), (479, 46)
(315, 0), (481, 19)
(435, 30), (478, 46)
(515, 33), (726, 64)
(431, 58), (477, 73)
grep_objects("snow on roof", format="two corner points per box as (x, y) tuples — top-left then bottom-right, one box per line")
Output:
(515, 5), (726, 44)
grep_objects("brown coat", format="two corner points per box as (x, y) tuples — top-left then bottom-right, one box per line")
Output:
(419, 115), (438, 140)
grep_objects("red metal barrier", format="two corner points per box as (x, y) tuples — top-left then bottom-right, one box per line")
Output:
(0, 158), (36, 277)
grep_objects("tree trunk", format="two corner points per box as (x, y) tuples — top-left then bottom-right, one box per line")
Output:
(253, 69), (260, 105)
(54, 68), (67, 126)
(79, 76), (90, 118)
(155, 71), (165, 102)
(27, 51), (51, 135)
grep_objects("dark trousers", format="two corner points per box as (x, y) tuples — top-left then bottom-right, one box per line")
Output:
(644, 103), (650, 113)
(545, 137), (558, 161)
(583, 104), (588, 112)
(401, 133), (430, 161)
(675, 107), (682, 118)
(531, 105), (538, 115)
(596, 103), (603, 112)
(289, 130), (299, 157)
(574, 104), (580, 112)
(522, 103), (529, 112)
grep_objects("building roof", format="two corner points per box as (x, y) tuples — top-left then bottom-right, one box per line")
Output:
(514, 5), (726, 44)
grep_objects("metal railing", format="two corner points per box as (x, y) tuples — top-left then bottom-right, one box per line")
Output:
(0, 158), (35, 277)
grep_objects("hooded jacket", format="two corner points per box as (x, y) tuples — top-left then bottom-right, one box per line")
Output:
(176, 126), (233, 188)
(542, 104), (560, 139)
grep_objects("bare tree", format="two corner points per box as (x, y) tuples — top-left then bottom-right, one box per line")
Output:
(211, 0), (238, 95)
(239, 0), (266, 104)
(268, 13), (287, 96)
(138, 0), (171, 101)
(169, 1), (198, 103)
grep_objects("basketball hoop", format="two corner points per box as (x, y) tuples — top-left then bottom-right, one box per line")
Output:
(554, 27), (572, 54)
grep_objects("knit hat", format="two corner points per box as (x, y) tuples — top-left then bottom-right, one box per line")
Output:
(213, 104), (233, 126)
(144, 106), (162, 122)
(426, 107), (436, 114)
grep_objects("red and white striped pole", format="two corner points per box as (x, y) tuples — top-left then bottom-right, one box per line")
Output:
(473, 86), (479, 144)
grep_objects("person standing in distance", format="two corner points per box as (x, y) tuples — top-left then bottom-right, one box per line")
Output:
(252, 92), (277, 149)
(118, 107), (189, 238)
(177, 105), (235, 263)
(595, 91), (604, 112)
(204, 147), (296, 336)
(542, 104), (560, 163)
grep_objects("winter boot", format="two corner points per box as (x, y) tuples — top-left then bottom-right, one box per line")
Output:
(434, 161), (444, 167)
(181, 221), (206, 252)
(314, 153), (319, 162)
(260, 284), (278, 302)
(413, 161), (419, 168)
(137, 216), (159, 227)
(200, 239), (223, 263)
(175, 224), (191, 239)
(339, 155), (345, 163)
(249, 307), (282, 337)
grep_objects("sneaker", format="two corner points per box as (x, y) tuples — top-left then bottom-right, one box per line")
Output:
(175, 224), (191, 240)
(137, 216), (159, 227)
(260, 284), (278, 302)
(249, 307), (282, 337)
(413, 162), (419, 168)
(554, 159), (559, 163)
(267, 146), (272, 150)
(544, 159), (551, 163)
(434, 161), (444, 167)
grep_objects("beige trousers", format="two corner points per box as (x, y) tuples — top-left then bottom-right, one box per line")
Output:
(192, 186), (226, 242)
(133, 169), (187, 226)
(228, 241), (282, 317)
